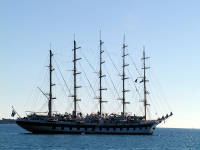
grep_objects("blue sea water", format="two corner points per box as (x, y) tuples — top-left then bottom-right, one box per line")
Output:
(0, 124), (200, 150)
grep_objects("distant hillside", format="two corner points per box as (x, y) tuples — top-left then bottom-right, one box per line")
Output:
(0, 118), (16, 124)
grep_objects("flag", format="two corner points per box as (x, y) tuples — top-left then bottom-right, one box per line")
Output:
(11, 107), (16, 117)
(140, 79), (144, 83)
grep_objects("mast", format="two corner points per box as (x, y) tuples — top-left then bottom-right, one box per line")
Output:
(98, 32), (107, 115)
(72, 39), (81, 117)
(121, 35), (129, 115)
(48, 49), (56, 117)
(142, 47), (150, 120)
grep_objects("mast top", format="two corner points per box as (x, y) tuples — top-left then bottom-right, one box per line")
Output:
(74, 33), (76, 41)
(99, 30), (101, 41)
(50, 42), (52, 51)
(123, 33), (126, 44)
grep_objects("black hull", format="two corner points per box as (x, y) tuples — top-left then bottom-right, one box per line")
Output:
(16, 119), (157, 135)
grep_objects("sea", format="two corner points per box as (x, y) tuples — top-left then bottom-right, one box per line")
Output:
(0, 124), (200, 150)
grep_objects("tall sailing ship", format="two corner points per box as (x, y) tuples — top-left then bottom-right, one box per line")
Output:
(16, 36), (173, 135)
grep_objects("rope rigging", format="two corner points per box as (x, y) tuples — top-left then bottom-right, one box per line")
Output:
(150, 69), (173, 112)
(53, 56), (72, 96)
(104, 47), (120, 75)
(127, 68), (142, 100)
(128, 53), (142, 77)
(104, 65), (121, 99)
(24, 43), (172, 122)
(80, 49), (97, 73)
(78, 61), (97, 98)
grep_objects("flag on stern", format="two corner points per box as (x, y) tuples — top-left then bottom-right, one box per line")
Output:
(11, 106), (16, 117)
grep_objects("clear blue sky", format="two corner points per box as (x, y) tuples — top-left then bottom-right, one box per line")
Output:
(1, 0), (200, 128)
